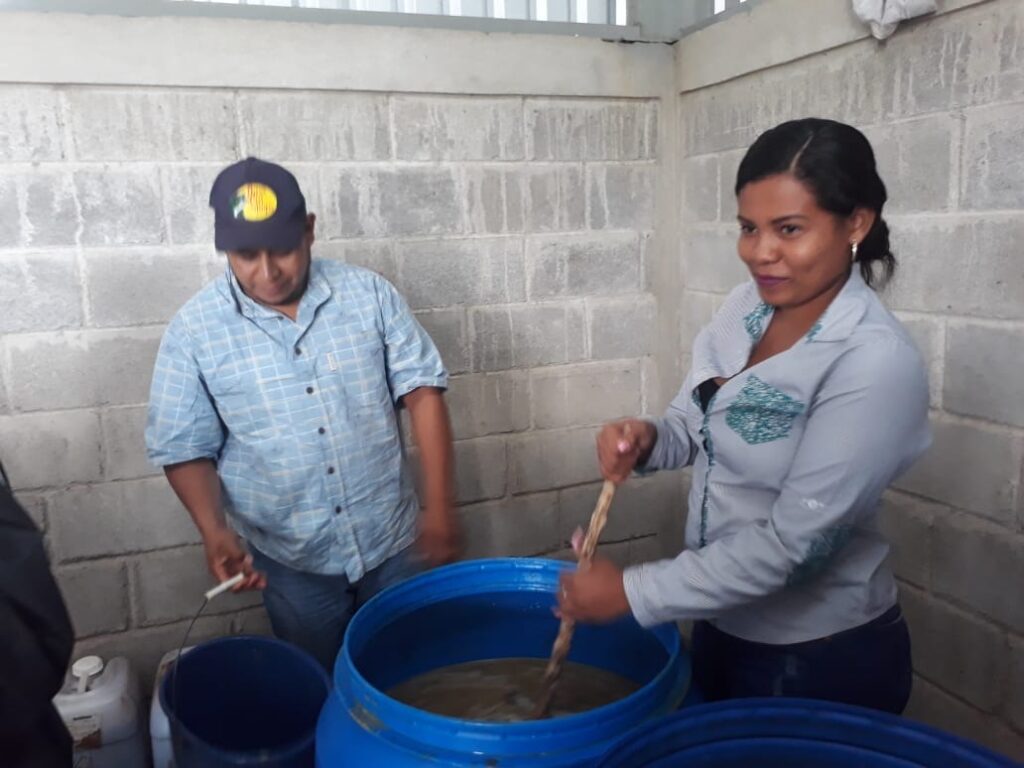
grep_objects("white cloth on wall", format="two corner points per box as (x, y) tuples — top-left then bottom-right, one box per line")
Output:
(852, 0), (937, 40)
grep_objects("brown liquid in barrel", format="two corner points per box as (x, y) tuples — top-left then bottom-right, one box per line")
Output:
(386, 657), (641, 722)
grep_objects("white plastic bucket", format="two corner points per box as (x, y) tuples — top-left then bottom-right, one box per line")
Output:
(150, 647), (194, 768)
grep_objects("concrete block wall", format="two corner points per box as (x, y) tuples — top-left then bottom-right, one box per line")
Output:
(4, 5), (1020, 753)
(676, 0), (1024, 756)
(0, 20), (682, 687)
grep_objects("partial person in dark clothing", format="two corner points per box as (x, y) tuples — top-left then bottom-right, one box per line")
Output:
(0, 463), (74, 767)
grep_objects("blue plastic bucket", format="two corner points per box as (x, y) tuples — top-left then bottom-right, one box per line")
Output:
(316, 558), (696, 766)
(595, 698), (1019, 767)
(160, 635), (329, 767)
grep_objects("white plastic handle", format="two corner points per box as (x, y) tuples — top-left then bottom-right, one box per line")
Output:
(204, 572), (245, 601)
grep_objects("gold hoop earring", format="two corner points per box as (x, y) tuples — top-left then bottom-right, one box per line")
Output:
(851, 241), (859, 263)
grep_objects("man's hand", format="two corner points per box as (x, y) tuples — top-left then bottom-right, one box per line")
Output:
(416, 506), (461, 566)
(596, 419), (657, 484)
(556, 557), (631, 623)
(203, 526), (266, 592)
(164, 460), (264, 592)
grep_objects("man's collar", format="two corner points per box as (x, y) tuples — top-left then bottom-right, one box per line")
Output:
(219, 259), (331, 321)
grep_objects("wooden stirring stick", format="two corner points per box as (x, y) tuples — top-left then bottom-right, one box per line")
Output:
(532, 479), (617, 719)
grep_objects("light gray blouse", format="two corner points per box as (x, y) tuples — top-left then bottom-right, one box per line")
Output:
(623, 271), (931, 644)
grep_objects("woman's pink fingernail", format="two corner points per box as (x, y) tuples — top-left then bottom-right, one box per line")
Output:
(617, 440), (631, 453)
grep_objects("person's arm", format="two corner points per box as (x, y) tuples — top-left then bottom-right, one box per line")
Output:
(403, 387), (460, 565)
(164, 459), (264, 590)
(561, 376), (699, 621)
(624, 338), (930, 626)
(564, 337), (930, 625)
(146, 319), (263, 591)
(595, 373), (699, 484)
(0, 481), (74, 753)
(639, 371), (701, 472)
(373, 275), (459, 564)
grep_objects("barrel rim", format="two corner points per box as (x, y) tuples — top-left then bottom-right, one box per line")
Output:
(594, 698), (1020, 767)
(159, 634), (330, 764)
(333, 557), (691, 758)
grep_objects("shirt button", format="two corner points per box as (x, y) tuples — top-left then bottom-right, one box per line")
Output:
(334, 505), (342, 515)
(295, 347), (302, 356)
(318, 427), (326, 435)
(327, 466), (335, 475)
(306, 386), (314, 395)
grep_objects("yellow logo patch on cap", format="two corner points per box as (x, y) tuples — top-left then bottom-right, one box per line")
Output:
(230, 183), (278, 222)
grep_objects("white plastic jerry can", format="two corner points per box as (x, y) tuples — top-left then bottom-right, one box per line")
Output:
(54, 655), (148, 768)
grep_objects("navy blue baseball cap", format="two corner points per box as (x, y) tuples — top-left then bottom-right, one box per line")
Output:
(209, 157), (308, 252)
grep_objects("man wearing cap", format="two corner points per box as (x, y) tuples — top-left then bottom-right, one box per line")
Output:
(146, 158), (460, 670)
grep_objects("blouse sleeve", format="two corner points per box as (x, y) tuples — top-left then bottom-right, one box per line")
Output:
(639, 371), (700, 472)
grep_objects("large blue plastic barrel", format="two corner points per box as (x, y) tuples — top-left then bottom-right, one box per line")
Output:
(595, 698), (1019, 767)
(160, 635), (329, 768)
(316, 558), (695, 766)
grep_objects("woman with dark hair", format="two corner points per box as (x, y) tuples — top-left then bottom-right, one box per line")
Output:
(557, 118), (930, 714)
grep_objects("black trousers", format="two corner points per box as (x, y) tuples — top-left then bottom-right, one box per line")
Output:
(691, 604), (913, 715)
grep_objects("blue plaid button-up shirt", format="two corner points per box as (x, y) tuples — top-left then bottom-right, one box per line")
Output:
(146, 259), (447, 579)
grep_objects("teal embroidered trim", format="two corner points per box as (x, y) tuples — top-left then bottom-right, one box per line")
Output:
(805, 319), (823, 341)
(725, 375), (806, 445)
(743, 302), (772, 341)
(787, 525), (854, 586)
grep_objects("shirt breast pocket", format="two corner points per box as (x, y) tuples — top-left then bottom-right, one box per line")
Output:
(332, 329), (392, 411)
(724, 375), (806, 446)
(206, 371), (277, 437)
